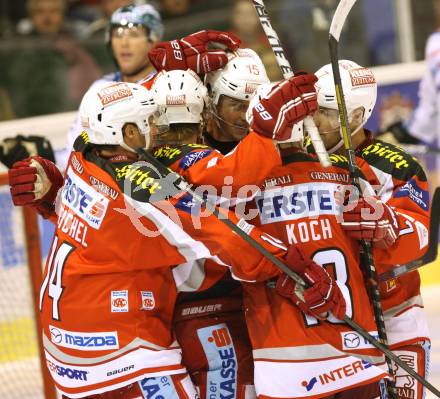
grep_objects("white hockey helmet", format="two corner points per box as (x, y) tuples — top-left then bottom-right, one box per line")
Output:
(152, 69), (207, 127)
(79, 81), (157, 150)
(205, 48), (270, 105)
(246, 82), (304, 143)
(315, 60), (377, 126)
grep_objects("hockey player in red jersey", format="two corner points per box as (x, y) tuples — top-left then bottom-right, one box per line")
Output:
(8, 72), (336, 398)
(215, 81), (389, 399)
(310, 60), (431, 399)
(151, 51), (271, 399)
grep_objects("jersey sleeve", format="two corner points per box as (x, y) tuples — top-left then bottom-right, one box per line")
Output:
(358, 142), (430, 270)
(105, 156), (286, 282)
(155, 131), (281, 201)
(174, 204), (286, 282)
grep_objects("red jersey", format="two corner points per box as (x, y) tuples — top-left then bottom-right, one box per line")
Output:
(242, 149), (387, 398)
(40, 134), (286, 397)
(353, 135), (431, 347)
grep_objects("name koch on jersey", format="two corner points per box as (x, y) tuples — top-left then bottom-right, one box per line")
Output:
(255, 182), (339, 224)
(62, 167), (109, 229)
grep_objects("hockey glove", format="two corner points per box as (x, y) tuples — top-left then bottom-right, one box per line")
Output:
(340, 196), (400, 249)
(148, 30), (241, 74)
(275, 246), (346, 320)
(8, 156), (63, 219)
(0, 135), (55, 169)
(250, 73), (318, 141)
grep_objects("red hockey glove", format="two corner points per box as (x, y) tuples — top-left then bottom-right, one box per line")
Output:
(250, 72), (318, 141)
(341, 196), (400, 249)
(148, 30), (241, 74)
(275, 246), (346, 320)
(8, 156), (63, 218)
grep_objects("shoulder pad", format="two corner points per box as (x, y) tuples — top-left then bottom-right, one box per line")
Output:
(73, 131), (93, 153)
(153, 144), (211, 167)
(93, 157), (181, 204)
(359, 139), (427, 181)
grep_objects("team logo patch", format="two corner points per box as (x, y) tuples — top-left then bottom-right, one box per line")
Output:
(140, 291), (155, 310)
(385, 278), (397, 292)
(178, 149), (212, 170)
(111, 290), (128, 312)
(394, 178), (429, 210)
(97, 83), (133, 107)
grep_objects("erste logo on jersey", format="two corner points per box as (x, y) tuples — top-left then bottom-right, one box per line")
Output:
(62, 168), (109, 229)
(198, 324), (237, 399)
(49, 325), (119, 351)
(111, 290), (128, 312)
(256, 182), (337, 224)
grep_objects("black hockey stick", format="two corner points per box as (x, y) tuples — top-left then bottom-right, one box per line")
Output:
(134, 148), (440, 398)
(379, 186), (440, 282)
(329, 1), (396, 398)
(250, 0), (331, 167)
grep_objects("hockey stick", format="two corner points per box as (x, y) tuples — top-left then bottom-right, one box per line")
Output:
(329, 1), (396, 398)
(250, 0), (331, 167)
(135, 148), (440, 398)
(378, 186), (440, 282)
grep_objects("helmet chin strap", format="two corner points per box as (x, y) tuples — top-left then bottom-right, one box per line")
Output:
(326, 124), (363, 154)
(120, 142), (138, 153)
(210, 104), (248, 132)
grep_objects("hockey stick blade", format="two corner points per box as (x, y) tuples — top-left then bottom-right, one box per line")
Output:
(329, 0), (357, 42)
(379, 186), (440, 282)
